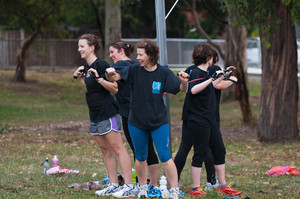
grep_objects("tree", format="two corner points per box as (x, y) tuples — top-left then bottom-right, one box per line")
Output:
(175, 0), (252, 122)
(104, 0), (121, 64)
(227, 0), (299, 142)
(0, 0), (67, 82)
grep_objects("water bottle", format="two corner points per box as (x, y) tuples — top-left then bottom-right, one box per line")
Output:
(52, 155), (59, 168)
(103, 176), (110, 184)
(132, 168), (137, 186)
(43, 157), (50, 174)
(159, 175), (169, 198)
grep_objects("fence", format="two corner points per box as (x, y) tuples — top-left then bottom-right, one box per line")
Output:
(0, 30), (262, 69)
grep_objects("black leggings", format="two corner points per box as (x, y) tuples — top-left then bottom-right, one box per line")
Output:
(122, 116), (158, 165)
(174, 120), (225, 181)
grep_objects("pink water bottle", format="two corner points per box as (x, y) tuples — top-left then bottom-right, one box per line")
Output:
(52, 155), (59, 167)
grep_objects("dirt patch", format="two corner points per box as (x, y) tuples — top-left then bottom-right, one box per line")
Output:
(12, 121), (257, 138)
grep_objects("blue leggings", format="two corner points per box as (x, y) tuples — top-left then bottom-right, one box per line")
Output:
(128, 123), (171, 163)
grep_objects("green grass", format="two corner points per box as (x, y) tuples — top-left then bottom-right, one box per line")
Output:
(0, 69), (299, 199)
(0, 69), (88, 127)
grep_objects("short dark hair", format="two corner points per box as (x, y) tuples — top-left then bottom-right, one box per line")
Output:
(79, 34), (100, 53)
(110, 40), (135, 57)
(192, 43), (213, 66)
(137, 39), (159, 65)
(213, 50), (219, 64)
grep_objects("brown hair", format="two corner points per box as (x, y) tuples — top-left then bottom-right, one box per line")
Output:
(192, 43), (214, 66)
(137, 39), (159, 65)
(79, 34), (100, 53)
(110, 40), (135, 57)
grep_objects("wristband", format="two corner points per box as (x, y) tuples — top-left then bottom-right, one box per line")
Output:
(95, 76), (101, 79)
(73, 75), (77, 79)
(228, 79), (237, 84)
(97, 77), (104, 84)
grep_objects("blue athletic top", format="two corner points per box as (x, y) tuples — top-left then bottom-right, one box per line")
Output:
(112, 60), (137, 118)
(119, 63), (181, 130)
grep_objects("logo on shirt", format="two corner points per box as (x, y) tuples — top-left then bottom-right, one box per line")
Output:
(152, 81), (161, 94)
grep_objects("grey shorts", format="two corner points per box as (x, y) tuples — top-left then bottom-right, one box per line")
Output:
(90, 114), (122, 135)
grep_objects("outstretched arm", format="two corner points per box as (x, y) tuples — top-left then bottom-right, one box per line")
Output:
(105, 68), (122, 82)
(177, 71), (189, 92)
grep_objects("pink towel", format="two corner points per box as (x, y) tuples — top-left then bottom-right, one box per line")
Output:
(267, 166), (300, 176)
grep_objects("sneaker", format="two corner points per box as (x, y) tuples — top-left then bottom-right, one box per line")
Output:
(138, 184), (148, 198)
(204, 179), (219, 191)
(189, 187), (206, 197)
(169, 187), (184, 199)
(217, 185), (241, 195)
(112, 184), (138, 198)
(95, 183), (121, 196)
(148, 184), (159, 190)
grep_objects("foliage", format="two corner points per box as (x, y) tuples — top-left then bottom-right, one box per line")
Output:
(224, 0), (300, 38)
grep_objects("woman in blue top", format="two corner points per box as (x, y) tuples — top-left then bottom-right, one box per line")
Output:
(106, 39), (188, 198)
(109, 40), (159, 187)
(73, 34), (136, 198)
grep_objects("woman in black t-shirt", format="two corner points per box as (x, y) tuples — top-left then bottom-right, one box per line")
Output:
(177, 43), (241, 197)
(109, 40), (159, 187)
(106, 39), (188, 198)
(73, 34), (136, 197)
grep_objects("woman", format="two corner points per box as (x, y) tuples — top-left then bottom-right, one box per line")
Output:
(73, 34), (136, 198)
(106, 39), (188, 198)
(177, 43), (241, 197)
(109, 40), (160, 187)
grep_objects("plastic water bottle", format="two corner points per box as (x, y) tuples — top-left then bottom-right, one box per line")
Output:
(159, 175), (169, 198)
(132, 168), (137, 186)
(103, 176), (110, 184)
(52, 155), (59, 168)
(43, 157), (50, 174)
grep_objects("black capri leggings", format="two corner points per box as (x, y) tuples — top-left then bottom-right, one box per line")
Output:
(188, 120), (226, 167)
(121, 116), (158, 165)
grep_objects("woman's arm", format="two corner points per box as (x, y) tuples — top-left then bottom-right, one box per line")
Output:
(105, 68), (122, 82)
(73, 66), (86, 86)
(177, 71), (189, 92)
(214, 76), (237, 90)
(88, 68), (119, 94)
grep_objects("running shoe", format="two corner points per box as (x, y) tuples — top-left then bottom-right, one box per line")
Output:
(217, 185), (241, 195)
(169, 187), (184, 199)
(95, 183), (121, 196)
(204, 179), (219, 191)
(112, 184), (138, 198)
(138, 184), (148, 198)
(189, 187), (206, 197)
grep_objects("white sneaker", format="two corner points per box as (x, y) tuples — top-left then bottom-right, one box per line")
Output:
(138, 184), (148, 198)
(112, 184), (138, 198)
(169, 187), (183, 199)
(95, 183), (121, 196)
(204, 179), (219, 191)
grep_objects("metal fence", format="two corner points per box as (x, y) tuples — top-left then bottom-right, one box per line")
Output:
(0, 30), (262, 69)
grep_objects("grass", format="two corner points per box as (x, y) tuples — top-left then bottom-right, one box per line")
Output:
(0, 69), (299, 199)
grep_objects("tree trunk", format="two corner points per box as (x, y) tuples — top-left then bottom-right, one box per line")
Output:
(257, 0), (298, 142)
(13, 33), (38, 82)
(104, 0), (121, 64)
(223, 6), (252, 123)
(12, 10), (53, 82)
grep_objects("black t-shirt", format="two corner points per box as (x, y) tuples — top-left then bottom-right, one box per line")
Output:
(120, 63), (181, 130)
(182, 67), (216, 126)
(112, 60), (137, 118)
(207, 64), (222, 122)
(82, 58), (118, 123)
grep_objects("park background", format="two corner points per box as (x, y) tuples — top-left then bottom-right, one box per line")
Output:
(0, 0), (299, 198)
